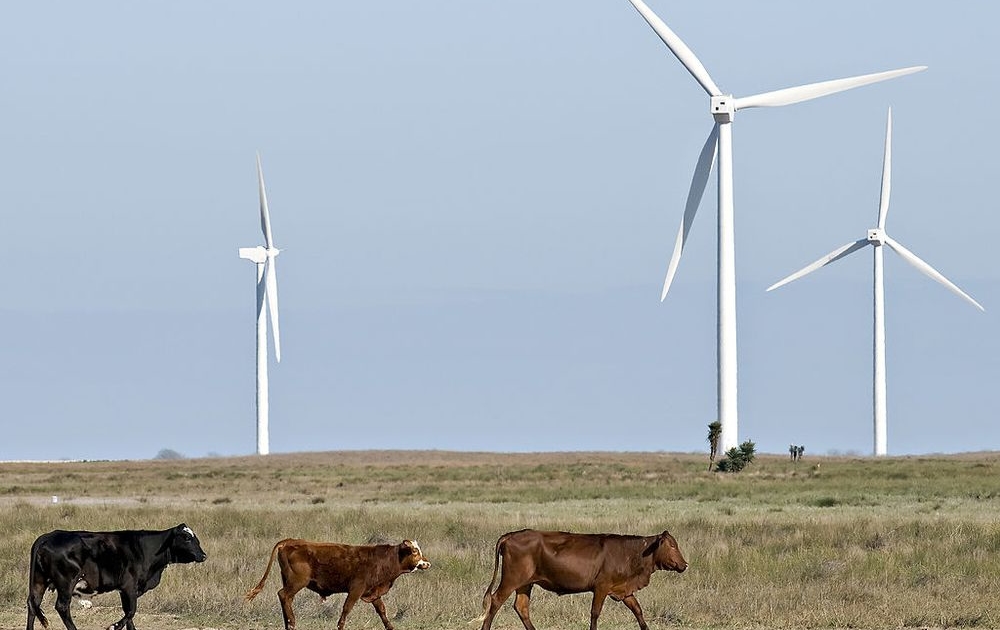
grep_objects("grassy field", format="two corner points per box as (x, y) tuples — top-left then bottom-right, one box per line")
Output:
(1, 450), (999, 630)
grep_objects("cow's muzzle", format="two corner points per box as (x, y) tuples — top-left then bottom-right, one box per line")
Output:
(415, 559), (431, 571)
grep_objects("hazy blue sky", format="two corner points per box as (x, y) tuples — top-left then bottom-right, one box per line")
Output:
(2, 1), (996, 460)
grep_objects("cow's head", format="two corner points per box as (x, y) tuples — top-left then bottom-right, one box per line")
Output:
(398, 540), (431, 572)
(168, 524), (208, 564)
(644, 530), (687, 573)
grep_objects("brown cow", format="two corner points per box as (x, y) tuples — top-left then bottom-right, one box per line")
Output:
(480, 529), (687, 630)
(245, 538), (430, 630)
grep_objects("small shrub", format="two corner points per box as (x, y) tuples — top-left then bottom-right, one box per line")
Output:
(715, 441), (756, 473)
(154, 448), (185, 460)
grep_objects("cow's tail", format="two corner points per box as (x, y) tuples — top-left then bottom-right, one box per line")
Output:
(26, 539), (49, 629)
(244, 539), (287, 602)
(479, 533), (508, 618)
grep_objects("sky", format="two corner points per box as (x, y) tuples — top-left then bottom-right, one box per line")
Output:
(1, 1), (997, 461)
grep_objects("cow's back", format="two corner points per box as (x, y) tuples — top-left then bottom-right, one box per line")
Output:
(31, 530), (92, 574)
(500, 530), (605, 594)
(278, 540), (382, 596)
(501, 530), (655, 596)
(32, 530), (137, 594)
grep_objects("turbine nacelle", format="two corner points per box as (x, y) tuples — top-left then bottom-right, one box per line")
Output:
(239, 246), (281, 265)
(239, 246), (267, 264)
(867, 229), (886, 246)
(711, 95), (736, 123)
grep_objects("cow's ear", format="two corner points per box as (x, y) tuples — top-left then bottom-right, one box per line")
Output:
(642, 537), (663, 557)
(398, 541), (412, 560)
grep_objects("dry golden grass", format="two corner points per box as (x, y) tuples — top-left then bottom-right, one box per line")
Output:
(2, 450), (1000, 630)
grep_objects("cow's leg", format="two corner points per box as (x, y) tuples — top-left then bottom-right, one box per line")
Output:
(480, 591), (499, 630)
(482, 563), (532, 630)
(53, 589), (79, 630)
(336, 586), (364, 630)
(589, 589), (609, 630)
(26, 576), (49, 630)
(481, 581), (518, 630)
(26, 596), (37, 630)
(621, 595), (649, 630)
(109, 590), (138, 630)
(277, 584), (304, 630)
(512, 585), (536, 630)
(371, 597), (394, 630)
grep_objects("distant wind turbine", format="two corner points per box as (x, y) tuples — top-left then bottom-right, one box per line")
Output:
(238, 153), (282, 456)
(768, 108), (984, 456)
(626, 0), (926, 452)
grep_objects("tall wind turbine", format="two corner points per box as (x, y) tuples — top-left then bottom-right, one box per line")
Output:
(768, 108), (984, 456)
(626, 0), (925, 451)
(238, 153), (282, 456)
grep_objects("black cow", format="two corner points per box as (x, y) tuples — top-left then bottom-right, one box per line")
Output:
(26, 523), (207, 630)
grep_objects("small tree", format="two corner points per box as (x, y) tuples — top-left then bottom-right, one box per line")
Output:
(154, 448), (185, 460)
(715, 440), (756, 473)
(707, 421), (722, 471)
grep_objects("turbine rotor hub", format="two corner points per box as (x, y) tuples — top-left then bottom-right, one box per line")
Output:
(711, 95), (735, 123)
(867, 228), (885, 246)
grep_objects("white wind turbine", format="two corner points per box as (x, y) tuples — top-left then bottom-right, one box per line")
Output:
(626, 0), (925, 451)
(768, 108), (984, 456)
(238, 153), (282, 456)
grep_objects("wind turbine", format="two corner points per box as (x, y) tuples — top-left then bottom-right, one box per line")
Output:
(238, 153), (282, 456)
(626, 0), (925, 451)
(768, 108), (984, 456)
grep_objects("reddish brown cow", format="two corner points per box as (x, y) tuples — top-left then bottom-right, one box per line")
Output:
(245, 538), (430, 630)
(480, 529), (687, 630)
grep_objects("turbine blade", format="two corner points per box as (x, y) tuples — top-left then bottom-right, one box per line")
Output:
(877, 107), (892, 229)
(257, 153), (275, 249)
(265, 257), (282, 361)
(883, 236), (985, 311)
(626, 0), (722, 97)
(662, 124), (718, 300)
(767, 239), (869, 292)
(734, 66), (926, 110)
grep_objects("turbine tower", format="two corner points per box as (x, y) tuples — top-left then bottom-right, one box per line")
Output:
(626, 0), (925, 451)
(238, 153), (282, 456)
(768, 108), (984, 456)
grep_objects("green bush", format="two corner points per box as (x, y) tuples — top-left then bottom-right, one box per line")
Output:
(715, 440), (756, 473)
